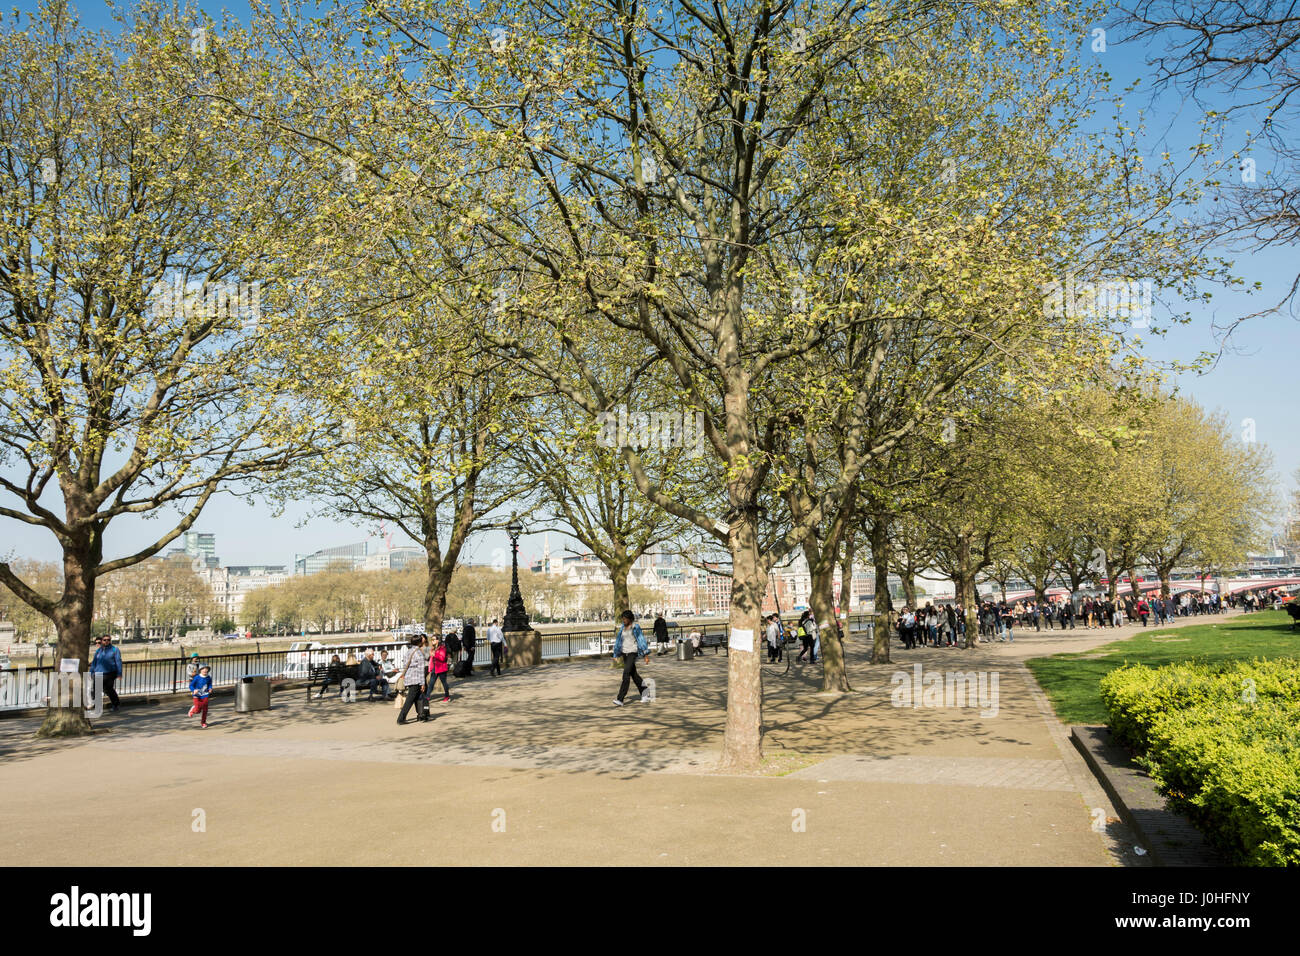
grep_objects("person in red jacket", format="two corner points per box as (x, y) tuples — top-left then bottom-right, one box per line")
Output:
(426, 636), (451, 704)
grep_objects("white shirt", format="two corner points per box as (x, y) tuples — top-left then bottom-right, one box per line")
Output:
(488, 625), (505, 644)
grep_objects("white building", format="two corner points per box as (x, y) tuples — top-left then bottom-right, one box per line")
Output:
(363, 547), (426, 572)
(199, 564), (290, 622)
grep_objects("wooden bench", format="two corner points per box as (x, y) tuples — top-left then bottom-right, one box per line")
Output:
(697, 632), (726, 654)
(308, 662), (390, 700)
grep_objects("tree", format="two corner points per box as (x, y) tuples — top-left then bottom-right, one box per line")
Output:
(518, 388), (690, 615)
(1137, 396), (1275, 595)
(348, 0), (1225, 770)
(0, 5), (324, 735)
(1122, 1), (1300, 321)
(0, 558), (59, 642)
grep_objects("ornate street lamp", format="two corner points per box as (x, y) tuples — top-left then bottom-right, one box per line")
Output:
(503, 519), (531, 632)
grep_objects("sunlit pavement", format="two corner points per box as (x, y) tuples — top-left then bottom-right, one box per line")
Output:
(0, 614), (1229, 865)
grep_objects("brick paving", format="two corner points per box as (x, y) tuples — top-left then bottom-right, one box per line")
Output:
(0, 612), (1232, 865)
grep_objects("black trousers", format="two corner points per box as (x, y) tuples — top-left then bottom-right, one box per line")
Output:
(617, 655), (645, 701)
(398, 683), (425, 722)
(92, 673), (119, 708)
(490, 642), (504, 675)
(357, 677), (389, 699)
(463, 643), (475, 672)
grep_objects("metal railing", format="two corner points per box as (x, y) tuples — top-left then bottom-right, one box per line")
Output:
(1, 615), (876, 712)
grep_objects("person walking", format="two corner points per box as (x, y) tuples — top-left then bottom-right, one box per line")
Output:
(90, 634), (122, 712)
(611, 609), (650, 706)
(426, 637), (451, 704)
(188, 664), (213, 729)
(461, 619), (477, 675)
(796, 611), (813, 662)
(487, 618), (506, 676)
(653, 613), (670, 655)
(765, 614), (784, 663)
(397, 637), (427, 725)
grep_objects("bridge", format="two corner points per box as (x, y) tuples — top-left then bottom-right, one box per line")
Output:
(995, 576), (1300, 604)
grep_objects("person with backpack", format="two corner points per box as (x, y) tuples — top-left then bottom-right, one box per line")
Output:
(443, 629), (466, 677)
(796, 611), (814, 662)
(611, 609), (650, 706)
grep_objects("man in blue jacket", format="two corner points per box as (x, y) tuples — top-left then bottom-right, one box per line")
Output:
(611, 610), (650, 706)
(90, 635), (122, 712)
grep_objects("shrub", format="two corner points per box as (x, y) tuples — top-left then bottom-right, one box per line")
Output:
(1100, 658), (1300, 866)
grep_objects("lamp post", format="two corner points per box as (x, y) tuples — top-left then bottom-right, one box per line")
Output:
(503, 520), (531, 632)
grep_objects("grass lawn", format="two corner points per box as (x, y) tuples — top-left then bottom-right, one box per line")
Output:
(1025, 610), (1300, 725)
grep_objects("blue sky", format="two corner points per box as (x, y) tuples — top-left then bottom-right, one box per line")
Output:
(3, 1), (1296, 571)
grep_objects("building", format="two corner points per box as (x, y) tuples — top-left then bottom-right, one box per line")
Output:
(294, 541), (368, 575)
(182, 532), (217, 567)
(363, 547), (426, 572)
(200, 564), (290, 623)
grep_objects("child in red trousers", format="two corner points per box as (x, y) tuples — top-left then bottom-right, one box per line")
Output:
(188, 665), (213, 728)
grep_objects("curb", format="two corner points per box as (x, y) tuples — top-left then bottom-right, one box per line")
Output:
(1070, 724), (1224, 866)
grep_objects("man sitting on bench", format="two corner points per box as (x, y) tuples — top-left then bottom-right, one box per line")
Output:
(356, 648), (391, 700)
(315, 654), (346, 698)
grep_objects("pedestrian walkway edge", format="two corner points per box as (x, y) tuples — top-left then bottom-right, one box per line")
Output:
(1069, 725), (1224, 867)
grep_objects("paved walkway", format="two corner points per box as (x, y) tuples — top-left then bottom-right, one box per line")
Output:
(0, 614), (1226, 865)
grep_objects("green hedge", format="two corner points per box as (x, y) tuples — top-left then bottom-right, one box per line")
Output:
(1100, 658), (1300, 866)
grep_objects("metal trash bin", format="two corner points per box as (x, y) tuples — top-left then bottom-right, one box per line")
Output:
(236, 674), (271, 713)
(676, 640), (693, 661)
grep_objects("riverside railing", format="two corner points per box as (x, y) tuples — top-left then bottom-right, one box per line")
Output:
(1, 615), (876, 712)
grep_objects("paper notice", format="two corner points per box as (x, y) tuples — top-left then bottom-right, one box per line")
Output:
(728, 628), (754, 652)
(59, 658), (79, 673)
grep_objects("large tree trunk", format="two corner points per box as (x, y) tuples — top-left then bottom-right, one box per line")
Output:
(422, 544), (452, 636)
(809, 544), (851, 693)
(1033, 576), (1047, 604)
(869, 518), (892, 664)
(838, 530), (855, 618)
(38, 548), (96, 738)
(956, 535), (980, 649)
(826, 530), (854, 691)
(609, 560), (631, 616)
(719, 516), (764, 773)
(900, 564), (917, 610)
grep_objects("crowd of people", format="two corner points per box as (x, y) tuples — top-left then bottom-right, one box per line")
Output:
(153, 588), (1293, 726)
(890, 587), (1283, 649)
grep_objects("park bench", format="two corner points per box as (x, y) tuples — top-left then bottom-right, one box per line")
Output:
(692, 629), (800, 656)
(307, 662), (388, 701)
(697, 632), (726, 654)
